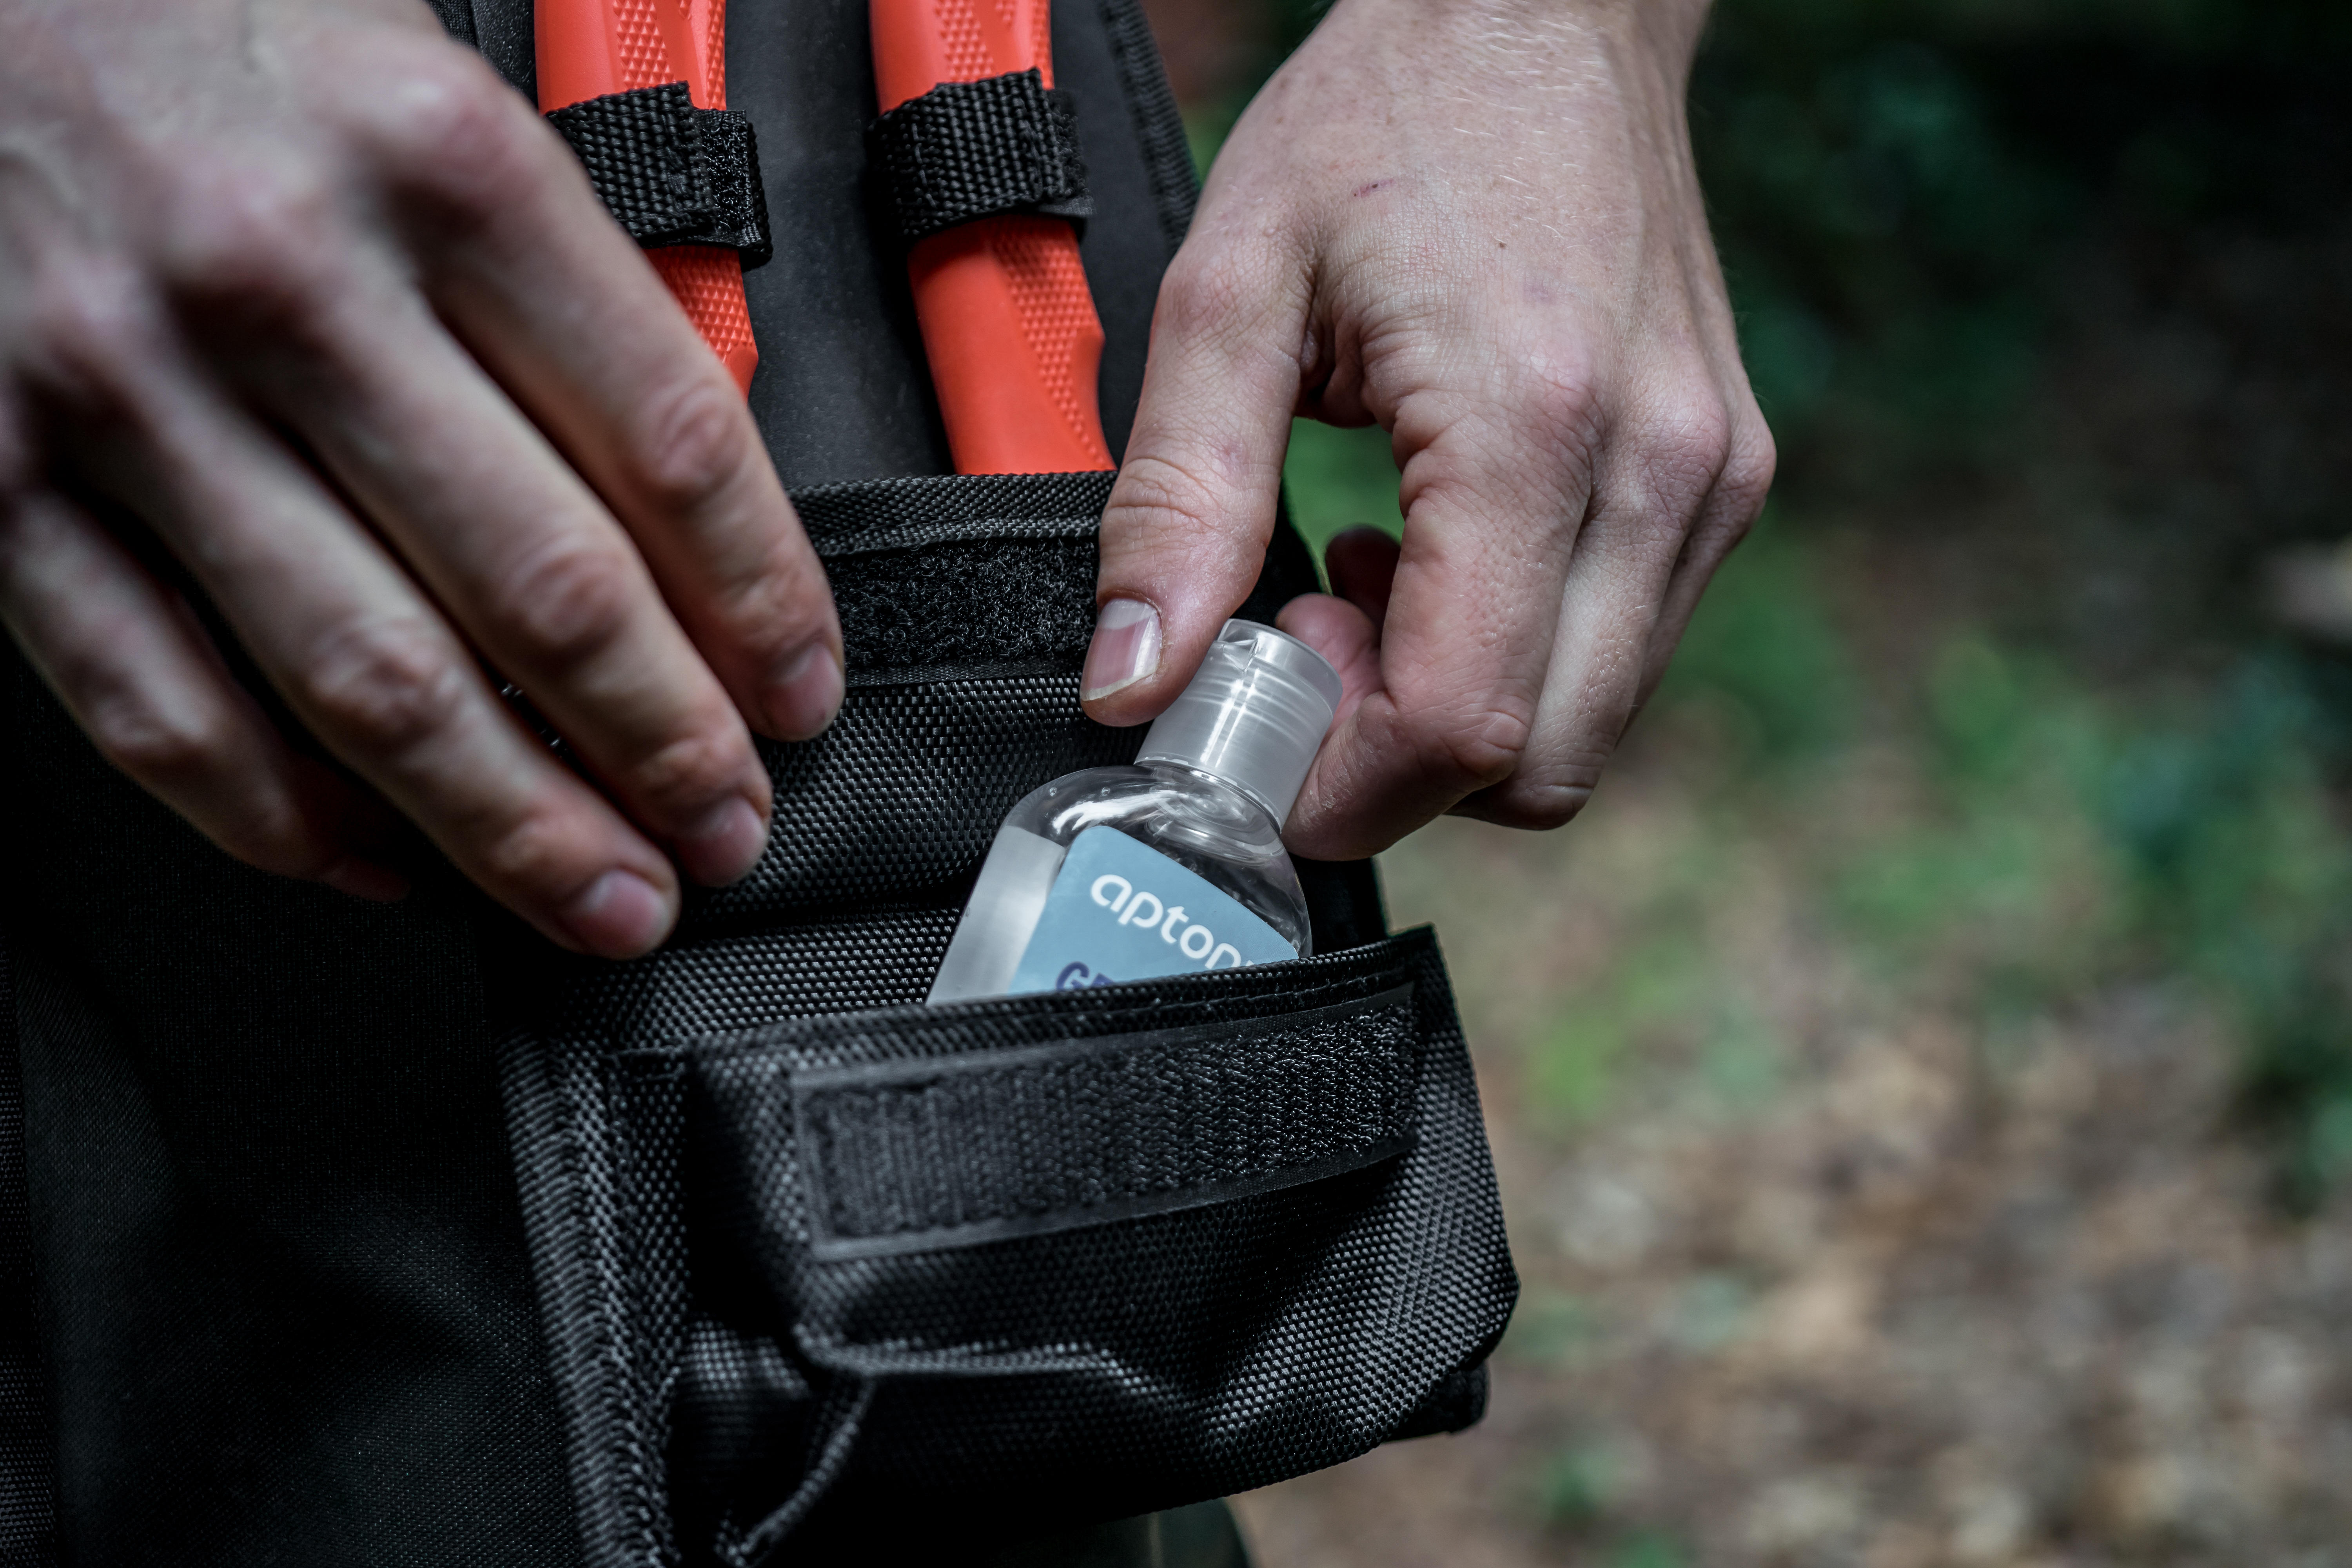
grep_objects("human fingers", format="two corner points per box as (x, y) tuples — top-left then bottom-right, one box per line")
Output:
(38, 275), (684, 958)
(327, 44), (844, 741)
(1450, 370), (1774, 831)
(1630, 387), (1777, 712)
(1083, 228), (1310, 719)
(189, 233), (776, 890)
(0, 483), (407, 902)
(1279, 347), (1601, 861)
(1273, 590), (1381, 725)
(1274, 531), (1392, 737)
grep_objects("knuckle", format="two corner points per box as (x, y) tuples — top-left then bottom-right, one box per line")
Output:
(626, 722), (752, 820)
(1104, 450), (1225, 539)
(1157, 251), (1249, 336)
(19, 254), (163, 403)
(198, 777), (334, 879)
(1703, 490), (1762, 559)
(710, 554), (830, 661)
(1101, 449), (1270, 582)
(1520, 372), (1606, 454)
(1682, 410), (1777, 566)
(1473, 778), (1593, 833)
(297, 616), (468, 757)
(1413, 358), (1606, 518)
(1718, 415), (1779, 519)
(372, 52), (548, 219)
(1459, 717), (1619, 832)
(635, 376), (758, 515)
(1507, 351), (1607, 463)
(159, 157), (347, 321)
(1381, 684), (1534, 796)
(472, 792), (578, 890)
(1432, 706), (1533, 789)
(1602, 386), (1741, 558)
(1659, 393), (1737, 499)
(500, 539), (642, 670)
(85, 687), (240, 794)
(1156, 240), (1298, 352)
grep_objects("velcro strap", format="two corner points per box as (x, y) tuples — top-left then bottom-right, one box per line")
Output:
(793, 986), (1416, 1259)
(868, 69), (1092, 244)
(545, 82), (774, 268)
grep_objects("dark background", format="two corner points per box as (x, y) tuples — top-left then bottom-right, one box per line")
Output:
(1136, 0), (2352, 1561)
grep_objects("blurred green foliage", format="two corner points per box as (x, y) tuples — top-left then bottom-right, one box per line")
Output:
(1610, 1535), (1688, 1568)
(1691, 0), (2352, 483)
(1534, 528), (2352, 1210)
(1499, 1289), (1600, 1368)
(1528, 1430), (1690, 1560)
(1653, 525), (1856, 762)
(1279, 423), (1402, 554)
(1535, 1441), (1620, 1527)
(1531, 1439), (1693, 1568)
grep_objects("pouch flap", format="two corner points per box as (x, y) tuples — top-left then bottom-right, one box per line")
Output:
(791, 984), (1414, 1258)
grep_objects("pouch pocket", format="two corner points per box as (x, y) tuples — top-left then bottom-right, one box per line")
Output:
(693, 469), (1134, 923)
(496, 471), (1509, 1568)
(659, 930), (1509, 1564)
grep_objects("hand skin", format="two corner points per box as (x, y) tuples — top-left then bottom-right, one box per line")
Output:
(0, 0), (845, 958)
(1084, 0), (1775, 857)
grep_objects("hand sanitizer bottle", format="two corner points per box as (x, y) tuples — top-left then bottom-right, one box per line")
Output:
(926, 620), (1343, 1003)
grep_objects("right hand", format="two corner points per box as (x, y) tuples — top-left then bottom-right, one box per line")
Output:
(0, 0), (843, 958)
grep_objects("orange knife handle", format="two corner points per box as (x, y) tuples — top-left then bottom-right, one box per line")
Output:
(873, 0), (1111, 473)
(537, 0), (758, 393)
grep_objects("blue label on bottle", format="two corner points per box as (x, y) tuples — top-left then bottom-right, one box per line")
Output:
(1005, 826), (1297, 995)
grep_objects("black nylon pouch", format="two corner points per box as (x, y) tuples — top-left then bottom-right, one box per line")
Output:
(498, 472), (1516, 1568)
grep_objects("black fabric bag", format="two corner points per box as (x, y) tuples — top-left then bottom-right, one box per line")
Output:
(0, 0), (1516, 1562)
(495, 474), (1518, 1566)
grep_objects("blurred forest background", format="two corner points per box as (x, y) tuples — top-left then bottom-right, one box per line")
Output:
(1132, 0), (2352, 1563)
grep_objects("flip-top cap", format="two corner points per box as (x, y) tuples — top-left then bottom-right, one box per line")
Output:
(1138, 620), (1343, 826)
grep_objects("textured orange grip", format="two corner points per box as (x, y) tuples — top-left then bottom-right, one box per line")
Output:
(537, 0), (759, 393)
(873, 0), (1112, 473)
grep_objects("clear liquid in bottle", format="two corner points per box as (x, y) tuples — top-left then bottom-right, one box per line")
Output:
(926, 621), (1343, 1004)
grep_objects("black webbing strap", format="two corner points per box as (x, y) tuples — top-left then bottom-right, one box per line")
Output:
(868, 68), (1091, 244)
(545, 82), (774, 267)
(0, 940), (57, 1563)
(1096, 0), (1197, 260)
(792, 986), (1416, 1259)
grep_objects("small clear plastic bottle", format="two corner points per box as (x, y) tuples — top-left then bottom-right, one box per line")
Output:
(926, 620), (1343, 1004)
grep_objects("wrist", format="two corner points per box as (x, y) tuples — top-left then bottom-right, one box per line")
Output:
(1305, 0), (1710, 97)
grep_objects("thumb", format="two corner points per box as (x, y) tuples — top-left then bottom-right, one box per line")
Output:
(1082, 244), (1310, 725)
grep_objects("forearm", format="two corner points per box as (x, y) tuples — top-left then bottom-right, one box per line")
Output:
(1297, 0), (1713, 88)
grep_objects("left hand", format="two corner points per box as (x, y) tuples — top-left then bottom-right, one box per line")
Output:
(1083, 0), (1774, 856)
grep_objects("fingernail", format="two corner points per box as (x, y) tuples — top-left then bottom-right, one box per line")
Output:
(320, 858), (410, 903)
(560, 869), (673, 959)
(763, 642), (844, 741)
(1082, 599), (1161, 701)
(675, 795), (769, 887)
